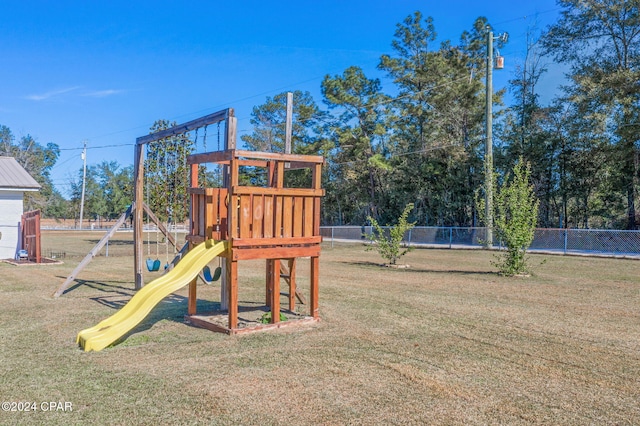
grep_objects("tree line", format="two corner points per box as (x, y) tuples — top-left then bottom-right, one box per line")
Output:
(0, 124), (134, 224)
(3, 1), (638, 229)
(243, 1), (640, 230)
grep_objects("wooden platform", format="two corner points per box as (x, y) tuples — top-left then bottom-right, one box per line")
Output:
(185, 149), (323, 330)
(185, 304), (319, 335)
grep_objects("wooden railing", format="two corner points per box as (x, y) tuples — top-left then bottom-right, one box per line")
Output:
(233, 191), (320, 244)
(188, 188), (228, 242)
(187, 149), (324, 251)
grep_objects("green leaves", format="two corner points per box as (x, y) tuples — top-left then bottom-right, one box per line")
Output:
(365, 203), (416, 265)
(322, 66), (389, 224)
(0, 125), (62, 216)
(145, 119), (193, 223)
(241, 90), (327, 155)
(541, 0), (640, 229)
(492, 159), (539, 276)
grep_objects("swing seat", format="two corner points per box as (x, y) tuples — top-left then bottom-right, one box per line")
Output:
(203, 265), (222, 282)
(146, 258), (161, 272)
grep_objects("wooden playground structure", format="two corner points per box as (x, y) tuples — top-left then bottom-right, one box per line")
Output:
(135, 107), (324, 334)
(184, 148), (323, 333)
(60, 107), (323, 336)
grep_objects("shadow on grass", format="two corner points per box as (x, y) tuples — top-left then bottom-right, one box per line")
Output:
(73, 278), (292, 349)
(340, 260), (495, 276)
(59, 277), (134, 296)
(114, 300), (294, 348)
(86, 238), (134, 246)
(96, 294), (223, 349)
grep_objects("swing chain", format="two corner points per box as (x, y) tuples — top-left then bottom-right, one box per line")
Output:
(216, 122), (222, 187)
(217, 122), (221, 151)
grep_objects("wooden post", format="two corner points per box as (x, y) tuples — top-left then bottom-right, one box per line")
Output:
(220, 113), (236, 312)
(188, 162), (199, 315)
(310, 256), (319, 318)
(287, 258), (296, 311)
(228, 259), (238, 329)
(225, 109), (237, 150)
(276, 161), (284, 188)
(34, 211), (41, 264)
(133, 142), (145, 290)
(266, 259), (273, 307)
(311, 161), (321, 318)
(267, 160), (276, 187)
(270, 259), (281, 323)
(188, 277), (197, 316)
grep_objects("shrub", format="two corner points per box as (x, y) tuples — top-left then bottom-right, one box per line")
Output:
(365, 203), (416, 265)
(492, 160), (539, 276)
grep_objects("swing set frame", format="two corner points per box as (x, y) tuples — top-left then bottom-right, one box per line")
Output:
(133, 108), (237, 289)
(57, 107), (323, 335)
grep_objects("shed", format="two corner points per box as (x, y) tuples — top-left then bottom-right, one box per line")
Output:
(0, 157), (41, 259)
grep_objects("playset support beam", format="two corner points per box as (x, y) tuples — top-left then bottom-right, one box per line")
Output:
(185, 145), (324, 333)
(54, 203), (134, 297)
(133, 108), (235, 290)
(63, 106), (322, 338)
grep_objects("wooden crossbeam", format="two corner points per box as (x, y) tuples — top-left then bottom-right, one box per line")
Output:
(136, 109), (232, 145)
(280, 258), (306, 306)
(53, 204), (134, 298)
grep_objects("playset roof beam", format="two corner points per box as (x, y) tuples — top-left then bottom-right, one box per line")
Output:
(136, 108), (233, 145)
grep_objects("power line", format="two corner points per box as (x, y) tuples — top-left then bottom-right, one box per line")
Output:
(331, 142), (465, 166)
(57, 142), (133, 151)
(493, 7), (562, 27)
(68, 74), (335, 152)
(56, 7), (564, 154)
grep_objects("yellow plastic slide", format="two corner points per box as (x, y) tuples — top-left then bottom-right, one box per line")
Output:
(77, 240), (228, 352)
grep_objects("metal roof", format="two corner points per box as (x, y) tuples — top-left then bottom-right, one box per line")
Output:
(0, 156), (41, 191)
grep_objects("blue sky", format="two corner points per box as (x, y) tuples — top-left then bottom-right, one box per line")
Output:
(2, 0), (562, 197)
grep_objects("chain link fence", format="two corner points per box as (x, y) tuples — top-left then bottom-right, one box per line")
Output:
(320, 226), (640, 258)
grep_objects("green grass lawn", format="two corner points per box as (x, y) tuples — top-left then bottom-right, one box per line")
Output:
(0, 231), (638, 425)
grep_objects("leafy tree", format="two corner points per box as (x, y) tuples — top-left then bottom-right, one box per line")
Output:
(378, 14), (495, 226)
(242, 90), (329, 155)
(145, 120), (194, 223)
(98, 162), (133, 219)
(365, 203), (416, 265)
(68, 161), (133, 223)
(241, 90), (331, 189)
(479, 159), (539, 276)
(0, 124), (63, 217)
(497, 25), (557, 225)
(542, 0), (640, 229)
(379, 11), (438, 150)
(321, 66), (389, 224)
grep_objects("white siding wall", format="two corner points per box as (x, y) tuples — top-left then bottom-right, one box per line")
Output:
(0, 190), (23, 259)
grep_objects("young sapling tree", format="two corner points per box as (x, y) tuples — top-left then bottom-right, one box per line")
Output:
(365, 203), (416, 266)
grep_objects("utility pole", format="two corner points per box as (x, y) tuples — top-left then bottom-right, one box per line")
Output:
(285, 91), (293, 154)
(79, 140), (87, 230)
(485, 27), (508, 249)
